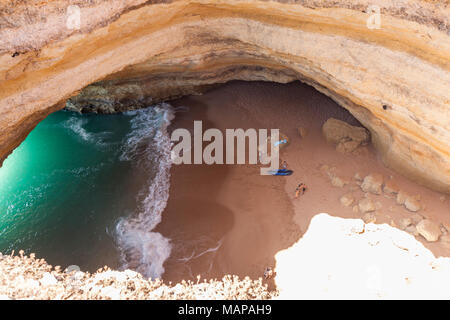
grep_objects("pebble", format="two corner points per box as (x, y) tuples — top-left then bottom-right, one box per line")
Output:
(361, 173), (384, 195)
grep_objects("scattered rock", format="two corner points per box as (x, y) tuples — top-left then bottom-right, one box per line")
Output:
(416, 220), (441, 242)
(358, 198), (376, 213)
(340, 193), (354, 207)
(396, 190), (408, 205)
(398, 218), (412, 230)
(405, 225), (419, 236)
(362, 212), (376, 224)
(404, 197), (421, 212)
(441, 234), (450, 244)
(354, 173), (363, 182)
(440, 224), (448, 235)
(383, 180), (400, 196)
(410, 213), (424, 225)
(297, 127), (307, 138)
(336, 140), (360, 153)
(331, 176), (346, 188)
(361, 173), (384, 195)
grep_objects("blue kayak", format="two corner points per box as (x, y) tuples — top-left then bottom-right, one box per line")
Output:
(269, 169), (293, 176)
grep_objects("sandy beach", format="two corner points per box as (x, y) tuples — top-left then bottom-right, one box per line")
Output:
(156, 80), (450, 288)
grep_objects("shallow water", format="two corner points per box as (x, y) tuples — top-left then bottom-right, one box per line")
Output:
(0, 106), (173, 277)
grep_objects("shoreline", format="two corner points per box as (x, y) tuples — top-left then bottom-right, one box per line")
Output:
(157, 80), (450, 285)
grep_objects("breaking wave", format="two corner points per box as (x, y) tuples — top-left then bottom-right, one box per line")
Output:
(114, 103), (175, 279)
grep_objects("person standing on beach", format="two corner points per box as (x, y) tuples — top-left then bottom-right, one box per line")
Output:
(295, 183), (307, 198)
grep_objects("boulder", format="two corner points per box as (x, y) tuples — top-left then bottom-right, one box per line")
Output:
(362, 212), (376, 223)
(331, 176), (346, 188)
(404, 197), (421, 212)
(361, 173), (384, 195)
(383, 180), (400, 196)
(322, 118), (369, 145)
(358, 198), (376, 213)
(340, 193), (354, 207)
(416, 220), (441, 242)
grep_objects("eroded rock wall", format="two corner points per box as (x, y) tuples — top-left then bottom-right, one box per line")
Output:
(0, 0), (449, 193)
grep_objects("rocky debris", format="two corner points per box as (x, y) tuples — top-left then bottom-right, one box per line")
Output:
(0, 253), (274, 300)
(416, 219), (442, 242)
(398, 218), (413, 230)
(340, 193), (354, 207)
(322, 118), (369, 146)
(405, 225), (419, 236)
(396, 190), (408, 205)
(362, 212), (377, 224)
(331, 176), (346, 188)
(441, 234), (450, 244)
(383, 180), (400, 196)
(336, 140), (360, 153)
(322, 118), (369, 154)
(440, 224), (448, 235)
(354, 173), (363, 182)
(396, 191), (422, 212)
(361, 173), (384, 195)
(358, 198), (376, 213)
(410, 213), (424, 225)
(297, 127), (307, 138)
(404, 197), (422, 212)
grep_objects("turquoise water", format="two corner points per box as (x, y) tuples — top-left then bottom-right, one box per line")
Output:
(0, 106), (174, 276)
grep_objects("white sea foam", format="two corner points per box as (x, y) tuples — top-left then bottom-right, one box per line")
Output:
(115, 103), (174, 279)
(63, 117), (111, 147)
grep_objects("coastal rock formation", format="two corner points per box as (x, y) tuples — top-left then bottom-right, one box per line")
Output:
(0, 0), (449, 193)
(0, 252), (273, 299)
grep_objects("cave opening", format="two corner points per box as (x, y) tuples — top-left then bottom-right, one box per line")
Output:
(0, 80), (448, 285)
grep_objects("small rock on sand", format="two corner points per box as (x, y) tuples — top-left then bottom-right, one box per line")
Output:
(383, 180), (399, 196)
(441, 234), (450, 244)
(358, 198), (376, 213)
(340, 193), (354, 207)
(396, 190), (408, 205)
(331, 176), (346, 188)
(410, 213), (424, 225)
(336, 140), (360, 153)
(297, 127), (307, 138)
(362, 212), (376, 224)
(398, 218), (412, 230)
(361, 173), (384, 195)
(405, 225), (419, 236)
(416, 219), (441, 242)
(404, 197), (421, 212)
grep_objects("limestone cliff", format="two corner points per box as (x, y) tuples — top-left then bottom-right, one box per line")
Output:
(0, 0), (449, 193)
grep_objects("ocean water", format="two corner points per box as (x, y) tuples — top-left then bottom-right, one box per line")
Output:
(0, 105), (174, 279)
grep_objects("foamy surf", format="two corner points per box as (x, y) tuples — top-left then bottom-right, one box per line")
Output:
(115, 103), (174, 279)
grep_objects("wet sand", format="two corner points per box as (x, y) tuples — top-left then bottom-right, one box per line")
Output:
(156, 80), (450, 287)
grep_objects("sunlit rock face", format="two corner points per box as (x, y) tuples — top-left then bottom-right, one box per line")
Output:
(0, 0), (449, 193)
